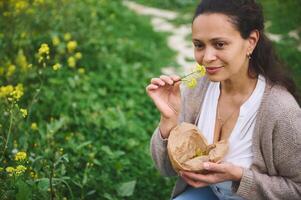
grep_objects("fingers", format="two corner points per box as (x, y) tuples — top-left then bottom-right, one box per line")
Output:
(202, 162), (243, 181)
(150, 75), (180, 87)
(181, 171), (210, 183)
(180, 173), (209, 188)
(145, 84), (158, 93)
(146, 75), (181, 93)
(203, 162), (226, 173)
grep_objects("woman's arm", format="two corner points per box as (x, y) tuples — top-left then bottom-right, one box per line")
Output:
(150, 127), (177, 176)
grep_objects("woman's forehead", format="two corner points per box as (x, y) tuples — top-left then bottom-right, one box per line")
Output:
(192, 13), (240, 39)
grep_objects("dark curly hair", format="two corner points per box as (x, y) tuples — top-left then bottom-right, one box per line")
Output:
(193, 0), (300, 105)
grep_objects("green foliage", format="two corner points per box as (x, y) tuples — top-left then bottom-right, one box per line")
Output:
(133, 0), (197, 10)
(261, 0), (301, 33)
(0, 0), (176, 199)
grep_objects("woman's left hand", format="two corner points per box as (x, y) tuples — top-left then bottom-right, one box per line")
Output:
(180, 162), (243, 188)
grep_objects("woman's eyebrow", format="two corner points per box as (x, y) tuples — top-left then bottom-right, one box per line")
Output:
(192, 37), (228, 43)
(210, 37), (228, 42)
(192, 39), (203, 43)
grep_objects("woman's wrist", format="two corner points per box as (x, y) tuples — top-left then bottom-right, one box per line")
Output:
(231, 166), (243, 181)
(159, 116), (178, 139)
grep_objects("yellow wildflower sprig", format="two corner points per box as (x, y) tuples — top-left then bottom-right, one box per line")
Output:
(5, 165), (27, 176)
(15, 151), (27, 161)
(38, 43), (50, 67)
(180, 64), (206, 88)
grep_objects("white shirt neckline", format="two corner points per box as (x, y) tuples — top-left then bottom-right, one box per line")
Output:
(197, 75), (266, 168)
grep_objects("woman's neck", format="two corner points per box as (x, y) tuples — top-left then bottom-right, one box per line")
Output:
(220, 74), (258, 97)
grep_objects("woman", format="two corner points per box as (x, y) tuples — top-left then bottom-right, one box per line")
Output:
(146, 0), (301, 199)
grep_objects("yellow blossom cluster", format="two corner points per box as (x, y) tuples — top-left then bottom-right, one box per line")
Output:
(31, 122), (38, 130)
(14, 0), (29, 14)
(0, 0), (41, 17)
(182, 64), (206, 89)
(0, 84), (24, 101)
(50, 33), (84, 71)
(38, 43), (50, 66)
(0, 51), (31, 78)
(67, 41), (77, 53)
(20, 108), (27, 118)
(52, 63), (62, 71)
(15, 151), (27, 161)
(5, 165), (27, 176)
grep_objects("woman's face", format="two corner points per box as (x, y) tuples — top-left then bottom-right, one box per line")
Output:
(192, 13), (253, 82)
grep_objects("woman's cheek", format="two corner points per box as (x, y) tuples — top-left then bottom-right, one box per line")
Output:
(194, 50), (204, 63)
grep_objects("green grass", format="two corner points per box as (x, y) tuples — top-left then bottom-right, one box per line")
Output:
(0, 0), (177, 199)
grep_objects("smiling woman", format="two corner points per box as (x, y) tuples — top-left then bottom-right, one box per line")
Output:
(146, 0), (301, 200)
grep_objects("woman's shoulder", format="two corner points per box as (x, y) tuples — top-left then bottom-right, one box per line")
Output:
(266, 84), (300, 110)
(262, 83), (300, 121)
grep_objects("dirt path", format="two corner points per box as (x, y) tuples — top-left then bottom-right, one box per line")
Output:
(123, 0), (195, 75)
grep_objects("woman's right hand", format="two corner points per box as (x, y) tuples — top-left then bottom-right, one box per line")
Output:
(146, 75), (181, 137)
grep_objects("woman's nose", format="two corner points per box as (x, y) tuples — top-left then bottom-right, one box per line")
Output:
(203, 48), (217, 63)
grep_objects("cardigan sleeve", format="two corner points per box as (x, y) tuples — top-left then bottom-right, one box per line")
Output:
(150, 128), (177, 176)
(149, 85), (188, 177)
(236, 100), (301, 200)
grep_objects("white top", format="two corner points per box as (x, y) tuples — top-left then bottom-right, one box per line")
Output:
(197, 75), (266, 168)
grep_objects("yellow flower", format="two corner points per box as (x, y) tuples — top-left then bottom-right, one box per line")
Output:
(31, 122), (38, 130)
(38, 43), (50, 56)
(186, 78), (197, 88)
(15, 1), (28, 13)
(78, 68), (85, 74)
(68, 56), (76, 68)
(0, 84), (24, 101)
(6, 166), (15, 173)
(52, 63), (62, 71)
(75, 52), (82, 60)
(6, 64), (16, 77)
(15, 165), (27, 175)
(20, 108), (27, 118)
(16, 49), (28, 71)
(0, 85), (14, 98)
(30, 171), (38, 179)
(11, 84), (24, 100)
(15, 151), (27, 161)
(67, 41), (77, 53)
(64, 33), (72, 41)
(52, 36), (60, 46)
(193, 64), (206, 77)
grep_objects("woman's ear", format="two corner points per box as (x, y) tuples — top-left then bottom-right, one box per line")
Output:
(247, 30), (260, 54)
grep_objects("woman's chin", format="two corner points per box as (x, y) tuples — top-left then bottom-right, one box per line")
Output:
(207, 75), (223, 82)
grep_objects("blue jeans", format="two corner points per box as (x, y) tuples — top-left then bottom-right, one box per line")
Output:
(173, 181), (244, 200)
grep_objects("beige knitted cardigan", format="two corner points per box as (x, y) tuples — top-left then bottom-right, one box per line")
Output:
(150, 76), (301, 200)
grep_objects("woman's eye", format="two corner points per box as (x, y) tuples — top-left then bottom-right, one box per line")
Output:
(215, 42), (225, 49)
(194, 43), (204, 49)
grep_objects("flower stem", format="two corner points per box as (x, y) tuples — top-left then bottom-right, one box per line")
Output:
(174, 70), (200, 84)
(1, 103), (14, 160)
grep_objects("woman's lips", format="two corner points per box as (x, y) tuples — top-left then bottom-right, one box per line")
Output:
(205, 66), (223, 74)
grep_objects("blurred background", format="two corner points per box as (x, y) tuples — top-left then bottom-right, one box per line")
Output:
(0, 0), (300, 199)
